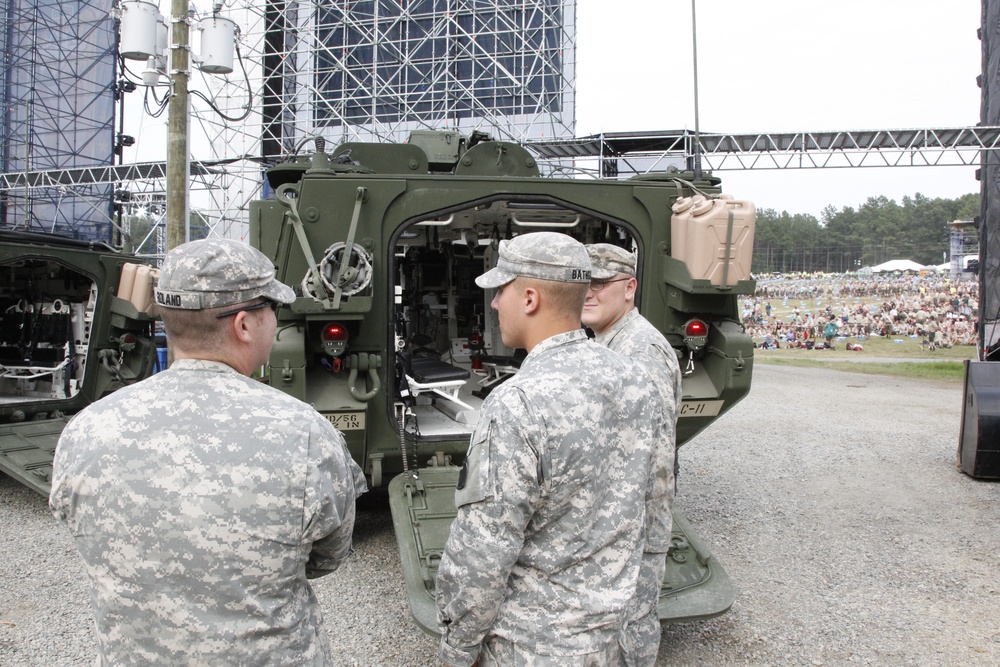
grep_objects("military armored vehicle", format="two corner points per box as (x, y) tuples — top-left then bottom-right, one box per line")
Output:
(0, 130), (755, 634)
(249, 131), (757, 634)
(0, 230), (158, 495)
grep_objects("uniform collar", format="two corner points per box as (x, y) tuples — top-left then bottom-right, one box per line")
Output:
(525, 328), (590, 360)
(167, 358), (241, 374)
(594, 308), (639, 347)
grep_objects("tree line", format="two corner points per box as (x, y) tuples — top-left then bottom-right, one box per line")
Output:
(751, 192), (980, 274)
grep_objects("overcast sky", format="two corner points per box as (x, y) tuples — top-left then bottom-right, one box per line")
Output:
(575, 0), (983, 219)
(133, 1), (982, 221)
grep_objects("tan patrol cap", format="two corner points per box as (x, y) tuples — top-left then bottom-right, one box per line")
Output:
(586, 243), (636, 279)
(154, 238), (296, 310)
(476, 232), (592, 289)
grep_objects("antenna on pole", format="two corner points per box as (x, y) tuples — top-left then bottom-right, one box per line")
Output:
(691, 0), (702, 179)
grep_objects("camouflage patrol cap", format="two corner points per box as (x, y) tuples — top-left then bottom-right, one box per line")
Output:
(154, 238), (296, 310)
(476, 232), (592, 289)
(587, 243), (636, 279)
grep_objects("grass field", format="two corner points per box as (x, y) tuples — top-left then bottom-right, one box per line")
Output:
(754, 355), (972, 381)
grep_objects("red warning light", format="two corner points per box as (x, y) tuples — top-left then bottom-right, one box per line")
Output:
(685, 319), (708, 338)
(320, 323), (349, 358)
(322, 323), (348, 342)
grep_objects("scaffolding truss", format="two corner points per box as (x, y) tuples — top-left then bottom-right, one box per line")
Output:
(0, 1), (990, 249)
(0, 0), (118, 241)
(109, 0), (578, 245)
(260, 0), (576, 151)
(528, 126), (1000, 178)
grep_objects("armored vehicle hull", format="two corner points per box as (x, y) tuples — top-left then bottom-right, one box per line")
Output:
(251, 133), (755, 628)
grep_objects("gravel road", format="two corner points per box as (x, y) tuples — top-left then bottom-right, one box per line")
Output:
(2, 363), (998, 666)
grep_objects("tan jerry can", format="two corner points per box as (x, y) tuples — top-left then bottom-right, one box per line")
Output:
(130, 265), (156, 314)
(671, 194), (756, 287)
(117, 261), (138, 299)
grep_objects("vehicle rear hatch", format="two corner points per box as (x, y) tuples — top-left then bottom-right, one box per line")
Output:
(388, 466), (735, 636)
(0, 416), (68, 496)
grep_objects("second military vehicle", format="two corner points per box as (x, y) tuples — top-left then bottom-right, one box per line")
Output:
(249, 130), (757, 634)
(0, 230), (158, 495)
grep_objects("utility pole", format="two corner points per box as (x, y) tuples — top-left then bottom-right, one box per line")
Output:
(691, 0), (702, 179)
(166, 0), (190, 250)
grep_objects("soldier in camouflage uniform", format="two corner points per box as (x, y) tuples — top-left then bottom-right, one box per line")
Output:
(435, 232), (666, 667)
(49, 239), (366, 666)
(584, 243), (682, 667)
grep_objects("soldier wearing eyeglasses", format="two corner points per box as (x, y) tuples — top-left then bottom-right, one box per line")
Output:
(50, 238), (366, 666)
(584, 243), (682, 667)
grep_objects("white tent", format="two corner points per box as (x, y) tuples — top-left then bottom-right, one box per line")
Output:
(868, 259), (926, 273)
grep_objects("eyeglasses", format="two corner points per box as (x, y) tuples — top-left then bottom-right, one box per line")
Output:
(215, 300), (278, 319)
(588, 277), (631, 292)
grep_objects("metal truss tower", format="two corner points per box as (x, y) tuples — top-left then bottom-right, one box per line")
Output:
(256, 0), (577, 156)
(0, 0), (117, 242)
(0, 1), (579, 247)
(114, 0), (578, 246)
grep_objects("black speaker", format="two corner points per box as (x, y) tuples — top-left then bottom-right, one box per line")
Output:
(958, 360), (1000, 478)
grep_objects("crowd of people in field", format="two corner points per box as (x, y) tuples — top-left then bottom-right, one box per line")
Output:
(743, 271), (979, 350)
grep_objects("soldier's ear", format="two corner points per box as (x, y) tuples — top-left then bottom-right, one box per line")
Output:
(522, 285), (540, 314)
(228, 311), (255, 343)
(625, 276), (638, 301)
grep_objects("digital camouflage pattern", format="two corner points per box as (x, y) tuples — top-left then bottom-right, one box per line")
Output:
(49, 359), (366, 666)
(586, 243), (637, 280)
(478, 634), (622, 667)
(594, 307), (682, 667)
(154, 238), (297, 311)
(475, 231), (593, 289)
(619, 552), (669, 667)
(435, 329), (666, 666)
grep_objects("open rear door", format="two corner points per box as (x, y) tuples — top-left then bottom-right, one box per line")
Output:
(0, 417), (69, 496)
(0, 232), (158, 497)
(388, 466), (736, 637)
